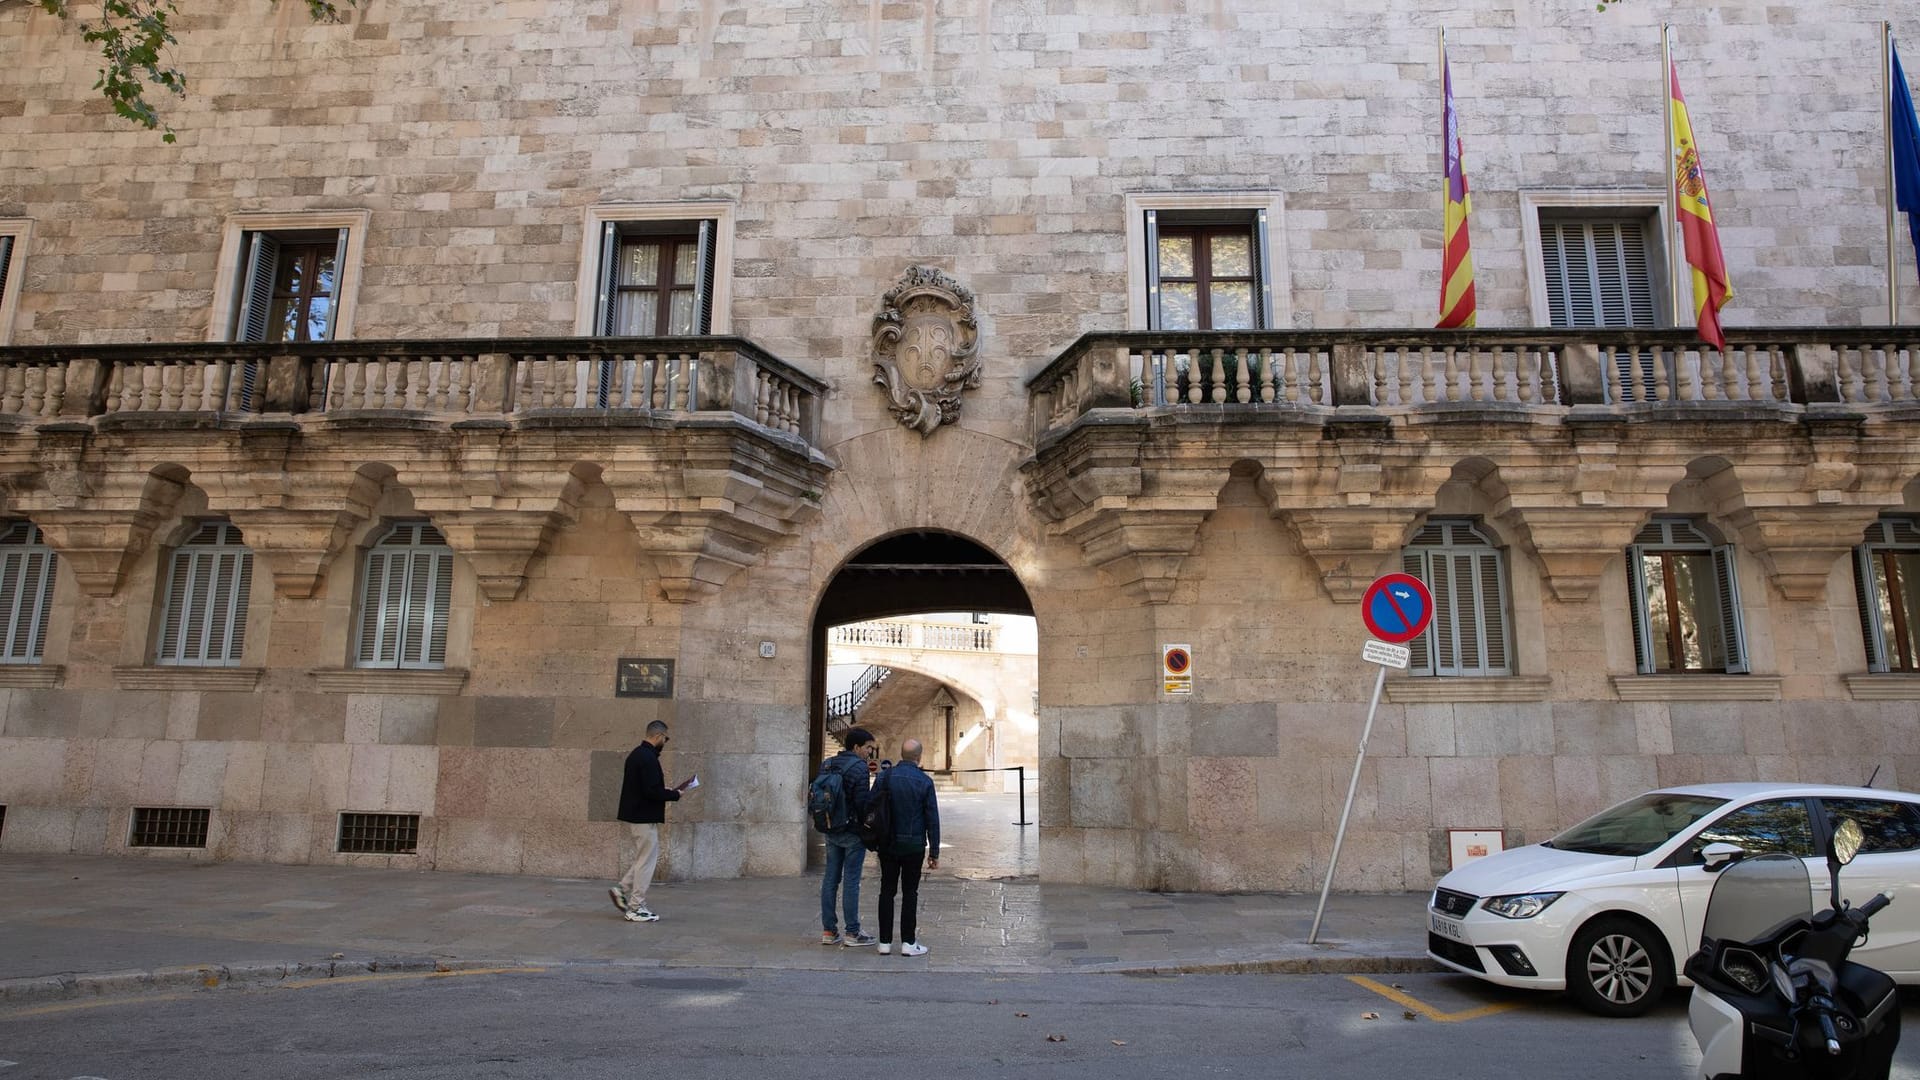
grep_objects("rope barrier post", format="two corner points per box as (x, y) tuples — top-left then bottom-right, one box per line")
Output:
(1013, 765), (1032, 826)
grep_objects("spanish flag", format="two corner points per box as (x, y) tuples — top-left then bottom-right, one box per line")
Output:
(1436, 38), (1476, 329)
(1669, 63), (1732, 350)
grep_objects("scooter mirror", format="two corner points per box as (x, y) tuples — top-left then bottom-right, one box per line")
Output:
(1831, 818), (1864, 866)
(1701, 842), (1746, 871)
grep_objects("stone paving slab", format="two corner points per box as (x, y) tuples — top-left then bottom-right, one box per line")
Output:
(0, 853), (1436, 1003)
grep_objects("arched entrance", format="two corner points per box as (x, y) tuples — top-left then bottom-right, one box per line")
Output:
(809, 531), (1036, 876)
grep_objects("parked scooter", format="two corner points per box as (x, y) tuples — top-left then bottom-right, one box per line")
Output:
(1685, 819), (1901, 1079)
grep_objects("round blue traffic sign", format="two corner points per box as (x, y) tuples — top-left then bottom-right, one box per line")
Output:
(1360, 573), (1434, 645)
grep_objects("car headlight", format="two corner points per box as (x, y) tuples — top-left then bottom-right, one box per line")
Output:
(1481, 892), (1564, 919)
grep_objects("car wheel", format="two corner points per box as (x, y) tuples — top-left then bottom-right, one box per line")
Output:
(1567, 917), (1672, 1018)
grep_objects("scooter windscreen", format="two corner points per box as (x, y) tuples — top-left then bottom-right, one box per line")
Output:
(1700, 853), (1813, 946)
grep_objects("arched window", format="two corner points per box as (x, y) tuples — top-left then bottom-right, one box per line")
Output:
(1626, 517), (1746, 674)
(1400, 519), (1511, 677)
(1854, 517), (1920, 673)
(156, 522), (253, 666)
(354, 521), (453, 669)
(0, 520), (58, 664)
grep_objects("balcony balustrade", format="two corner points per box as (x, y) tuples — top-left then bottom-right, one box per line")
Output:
(1028, 329), (1920, 442)
(0, 336), (824, 447)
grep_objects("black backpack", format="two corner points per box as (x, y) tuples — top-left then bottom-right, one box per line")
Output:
(807, 761), (852, 834)
(858, 771), (895, 852)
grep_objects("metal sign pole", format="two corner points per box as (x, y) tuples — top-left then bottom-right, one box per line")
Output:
(1308, 662), (1389, 944)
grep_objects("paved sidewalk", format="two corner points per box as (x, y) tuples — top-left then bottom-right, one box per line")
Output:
(0, 852), (1436, 1003)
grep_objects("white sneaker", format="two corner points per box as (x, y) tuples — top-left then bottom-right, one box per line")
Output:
(877, 942), (892, 955)
(900, 941), (928, 957)
(623, 904), (659, 923)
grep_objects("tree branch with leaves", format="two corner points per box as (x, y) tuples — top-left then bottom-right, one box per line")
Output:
(36, 0), (358, 142)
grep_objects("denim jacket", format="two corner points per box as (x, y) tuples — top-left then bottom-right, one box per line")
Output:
(879, 761), (939, 855)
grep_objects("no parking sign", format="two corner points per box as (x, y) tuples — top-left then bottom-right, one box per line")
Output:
(1360, 572), (1433, 646)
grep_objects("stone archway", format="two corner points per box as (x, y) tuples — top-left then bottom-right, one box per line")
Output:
(808, 530), (1036, 871)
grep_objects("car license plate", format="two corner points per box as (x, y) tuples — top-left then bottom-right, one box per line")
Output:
(1430, 912), (1466, 942)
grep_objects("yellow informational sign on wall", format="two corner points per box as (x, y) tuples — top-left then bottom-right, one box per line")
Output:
(1162, 644), (1192, 695)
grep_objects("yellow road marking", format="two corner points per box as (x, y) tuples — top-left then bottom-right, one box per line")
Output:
(1, 966), (544, 1019)
(1346, 975), (1528, 1023)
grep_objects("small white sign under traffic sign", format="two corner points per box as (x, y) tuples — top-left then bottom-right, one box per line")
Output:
(1361, 639), (1410, 669)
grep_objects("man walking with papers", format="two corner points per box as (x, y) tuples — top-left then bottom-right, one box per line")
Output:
(610, 720), (694, 923)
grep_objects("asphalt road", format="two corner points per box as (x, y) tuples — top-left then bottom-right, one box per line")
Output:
(5, 968), (1920, 1079)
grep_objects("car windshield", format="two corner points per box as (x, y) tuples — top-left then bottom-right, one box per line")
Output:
(1547, 793), (1729, 857)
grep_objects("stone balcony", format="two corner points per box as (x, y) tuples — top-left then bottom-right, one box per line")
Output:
(0, 336), (833, 603)
(1024, 328), (1920, 605)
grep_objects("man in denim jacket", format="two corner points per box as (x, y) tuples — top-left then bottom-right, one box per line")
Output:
(875, 738), (940, 956)
(818, 727), (878, 947)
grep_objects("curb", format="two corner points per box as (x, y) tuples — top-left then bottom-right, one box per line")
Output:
(0, 956), (495, 1008)
(1107, 955), (1443, 976)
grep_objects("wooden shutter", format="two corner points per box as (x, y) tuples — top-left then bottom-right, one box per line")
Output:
(1478, 548), (1510, 673)
(355, 523), (451, 669)
(1430, 550), (1458, 673)
(320, 227), (349, 341)
(693, 219), (716, 335)
(1626, 544), (1653, 674)
(157, 523), (250, 665)
(1253, 208), (1274, 329)
(594, 221), (618, 335)
(1712, 543), (1749, 674)
(0, 524), (55, 663)
(0, 235), (13, 309)
(235, 232), (280, 342)
(1540, 218), (1657, 331)
(1855, 544), (1888, 673)
(1401, 549), (1432, 675)
(1144, 209), (1162, 331)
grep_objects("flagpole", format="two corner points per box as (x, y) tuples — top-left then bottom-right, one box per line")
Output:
(1889, 23), (1901, 324)
(1664, 25), (1684, 327)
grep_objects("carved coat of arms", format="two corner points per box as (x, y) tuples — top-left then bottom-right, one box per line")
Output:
(871, 266), (981, 436)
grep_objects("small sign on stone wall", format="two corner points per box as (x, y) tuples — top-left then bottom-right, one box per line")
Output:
(1448, 829), (1505, 870)
(615, 658), (675, 698)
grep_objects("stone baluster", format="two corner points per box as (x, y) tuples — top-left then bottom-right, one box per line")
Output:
(1897, 345), (1916, 402)
(1870, 345), (1893, 403)
(1838, 346), (1864, 402)
(1232, 348), (1251, 403)
(1471, 346), (1493, 402)
(1496, 347), (1518, 403)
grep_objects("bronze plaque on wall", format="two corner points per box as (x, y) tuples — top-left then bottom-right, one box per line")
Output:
(615, 658), (674, 698)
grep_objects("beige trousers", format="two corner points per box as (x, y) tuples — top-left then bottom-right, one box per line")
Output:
(617, 823), (660, 906)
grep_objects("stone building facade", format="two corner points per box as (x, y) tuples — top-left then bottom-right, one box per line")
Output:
(1, 1), (1918, 891)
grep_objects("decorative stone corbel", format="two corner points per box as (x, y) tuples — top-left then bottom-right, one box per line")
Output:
(28, 508), (170, 597)
(1491, 504), (1650, 602)
(432, 510), (570, 601)
(1716, 505), (1890, 602)
(223, 507), (370, 599)
(1054, 502), (1214, 604)
(1280, 508), (1411, 602)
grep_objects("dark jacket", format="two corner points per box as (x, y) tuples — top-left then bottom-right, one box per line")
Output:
(879, 760), (939, 856)
(818, 750), (871, 834)
(617, 741), (679, 824)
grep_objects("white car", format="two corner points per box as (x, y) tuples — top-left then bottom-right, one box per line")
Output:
(1427, 782), (1920, 1017)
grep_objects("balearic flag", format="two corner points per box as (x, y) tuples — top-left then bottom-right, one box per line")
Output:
(1893, 41), (1920, 284)
(1669, 63), (1732, 350)
(1436, 40), (1476, 329)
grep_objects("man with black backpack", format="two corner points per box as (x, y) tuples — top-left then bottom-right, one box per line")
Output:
(811, 727), (878, 947)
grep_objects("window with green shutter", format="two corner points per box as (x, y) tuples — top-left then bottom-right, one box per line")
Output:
(1399, 519), (1511, 677)
(354, 521), (454, 670)
(0, 521), (58, 664)
(156, 522), (253, 666)
(1854, 517), (1920, 673)
(1626, 518), (1748, 675)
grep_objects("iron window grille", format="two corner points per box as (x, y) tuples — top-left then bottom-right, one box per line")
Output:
(155, 522), (254, 666)
(1854, 517), (1920, 673)
(337, 812), (420, 854)
(130, 807), (210, 848)
(1400, 519), (1512, 677)
(0, 520), (58, 664)
(1626, 517), (1748, 675)
(354, 521), (454, 670)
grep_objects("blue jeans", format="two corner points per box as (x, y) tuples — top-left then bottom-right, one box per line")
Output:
(820, 832), (866, 934)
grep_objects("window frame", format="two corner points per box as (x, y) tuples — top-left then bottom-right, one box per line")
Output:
(1124, 192), (1288, 331)
(1626, 517), (1748, 675)
(0, 217), (30, 346)
(1854, 517), (1920, 673)
(208, 210), (369, 344)
(352, 520), (455, 671)
(1519, 191), (1671, 330)
(1399, 518), (1513, 677)
(154, 521), (255, 667)
(0, 520), (58, 665)
(576, 202), (734, 336)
